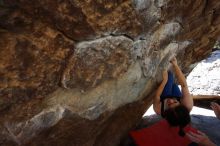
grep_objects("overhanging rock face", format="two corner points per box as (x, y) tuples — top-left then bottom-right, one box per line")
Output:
(0, 0), (220, 145)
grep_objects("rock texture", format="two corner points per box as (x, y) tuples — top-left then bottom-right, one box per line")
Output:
(0, 0), (220, 145)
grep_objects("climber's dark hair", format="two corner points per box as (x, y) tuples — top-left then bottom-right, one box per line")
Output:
(163, 104), (191, 137)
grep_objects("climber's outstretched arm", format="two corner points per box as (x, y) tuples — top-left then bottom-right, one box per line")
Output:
(153, 70), (168, 115)
(170, 57), (193, 111)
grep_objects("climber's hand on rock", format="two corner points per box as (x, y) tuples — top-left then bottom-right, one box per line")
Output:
(170, 57), (178, 66)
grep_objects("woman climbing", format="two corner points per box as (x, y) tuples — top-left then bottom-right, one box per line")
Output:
(153, 57), (193, 116)
(153, 57), (194, 137)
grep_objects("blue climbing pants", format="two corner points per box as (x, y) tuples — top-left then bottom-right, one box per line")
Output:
(160, 71), (182, 101)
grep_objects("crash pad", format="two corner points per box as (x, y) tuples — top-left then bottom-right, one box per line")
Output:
(130, 120), (199, 146)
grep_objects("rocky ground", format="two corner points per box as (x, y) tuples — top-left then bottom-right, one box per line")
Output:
(187, 50), (220, 96)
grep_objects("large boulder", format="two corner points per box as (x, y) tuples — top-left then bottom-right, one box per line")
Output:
(0, 0), (220, 145)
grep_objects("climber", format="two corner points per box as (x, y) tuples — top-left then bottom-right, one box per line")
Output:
(153, 57), (193, 116)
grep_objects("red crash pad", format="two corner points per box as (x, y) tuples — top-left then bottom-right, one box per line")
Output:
(130, 120), (199, 146)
